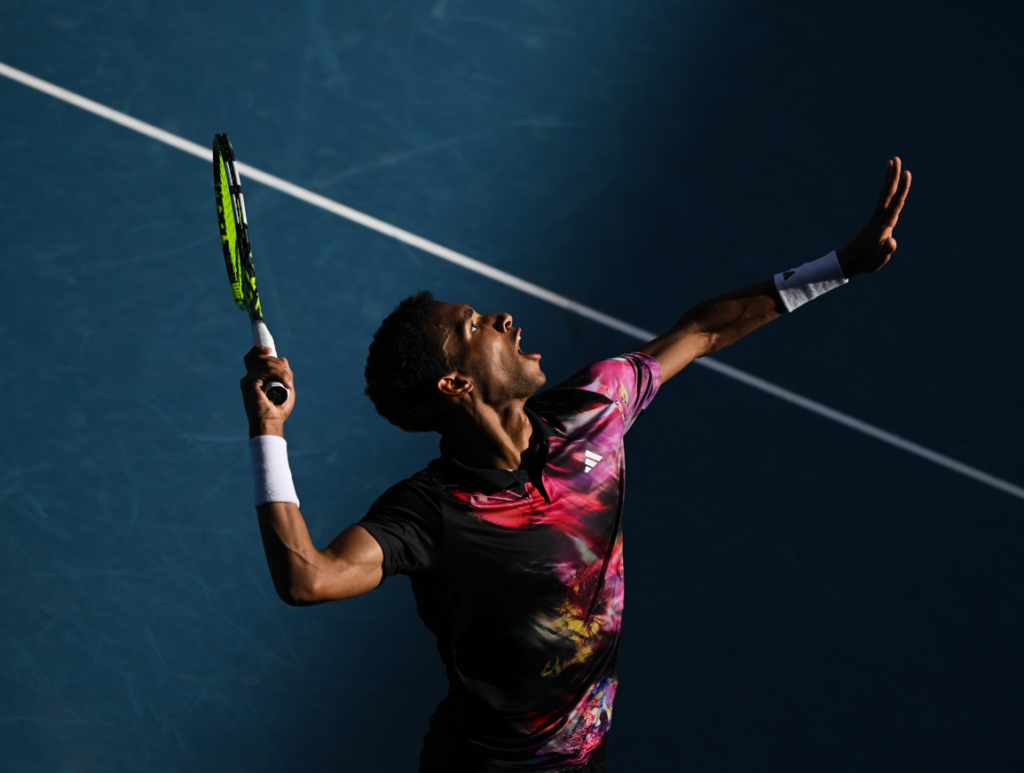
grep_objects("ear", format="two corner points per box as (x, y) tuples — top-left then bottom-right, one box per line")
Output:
(437, 373), (472, 398)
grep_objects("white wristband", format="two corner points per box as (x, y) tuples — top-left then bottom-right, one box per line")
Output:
(774, 251), (848, 312)
(249, 435), (300, 507)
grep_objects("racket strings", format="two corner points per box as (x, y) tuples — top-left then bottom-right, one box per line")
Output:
(215, 135), (263, 322)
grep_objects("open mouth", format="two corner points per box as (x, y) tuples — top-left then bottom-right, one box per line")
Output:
(515, 328), (542, 360)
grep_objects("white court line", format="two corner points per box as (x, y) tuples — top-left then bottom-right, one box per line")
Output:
(2, 59), (1021, 502)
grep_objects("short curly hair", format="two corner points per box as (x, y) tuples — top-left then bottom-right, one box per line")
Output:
(364, 291), (453, 433)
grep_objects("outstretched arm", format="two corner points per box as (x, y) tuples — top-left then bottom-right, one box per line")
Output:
(639, 157), (911, 382)
(241, 347), (384, 605)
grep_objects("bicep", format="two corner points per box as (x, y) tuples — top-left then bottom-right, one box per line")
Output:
(313, 524), (386, 601)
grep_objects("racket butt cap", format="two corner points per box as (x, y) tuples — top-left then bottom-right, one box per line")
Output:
(265, 385), (289, 406)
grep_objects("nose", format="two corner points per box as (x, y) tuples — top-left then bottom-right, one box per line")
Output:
(496, 313), (513, 332)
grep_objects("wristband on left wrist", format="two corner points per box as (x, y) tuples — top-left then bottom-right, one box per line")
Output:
(773, 251), (848, 312)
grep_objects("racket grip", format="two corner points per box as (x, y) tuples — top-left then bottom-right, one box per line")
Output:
(251, 320), (290, 406)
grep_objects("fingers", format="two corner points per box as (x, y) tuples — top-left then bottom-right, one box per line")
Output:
(876, 158), (892, 215)
(255, 357), (294, 389)
(883, 169), (912, 225)
(243, 345), (271, 369)
(251, 375), (296, 408)
(874, 157), (901, 215)
(240, 363), (296, 406)
(239, 352), (295, 413)
(242, 347), (294, 387)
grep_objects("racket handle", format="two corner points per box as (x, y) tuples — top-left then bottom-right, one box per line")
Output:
(251, 320), (290, 406)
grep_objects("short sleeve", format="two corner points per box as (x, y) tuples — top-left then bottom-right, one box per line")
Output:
(358, 471), (441, 579)
(542, 352), (662, 433)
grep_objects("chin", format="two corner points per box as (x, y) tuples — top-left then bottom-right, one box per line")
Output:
(504, 363), (547, 401)
(530, 366), (547, 392)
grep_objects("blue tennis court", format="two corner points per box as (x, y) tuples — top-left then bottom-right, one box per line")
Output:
(3, 2), (1022, 770)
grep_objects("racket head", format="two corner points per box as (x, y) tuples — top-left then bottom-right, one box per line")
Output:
(213, 134), (263, 321)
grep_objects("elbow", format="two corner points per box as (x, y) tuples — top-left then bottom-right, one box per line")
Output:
(272, 576), (322, 607)
(277, 588), (320, 607)
(276, 589), (306, 607)
(689, 328), (719, 359)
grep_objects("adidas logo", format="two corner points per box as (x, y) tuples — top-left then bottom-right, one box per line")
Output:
(783, 270), (796, 280)
(584, 449), (603, 473)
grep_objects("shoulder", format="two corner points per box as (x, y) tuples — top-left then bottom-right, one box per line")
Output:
(530, 352), (661, 414)
(368, 467), (441, 514)
(361, 467), (442, 540)
(360, 466), (443, 578)
(546, 353), (660, 398)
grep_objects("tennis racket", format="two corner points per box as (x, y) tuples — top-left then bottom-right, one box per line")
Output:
(213, 133), (289, 406)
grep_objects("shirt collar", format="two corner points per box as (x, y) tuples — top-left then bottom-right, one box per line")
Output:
(433, 407), (556, 494)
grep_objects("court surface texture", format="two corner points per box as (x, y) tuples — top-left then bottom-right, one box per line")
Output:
(2, 2), (1023, 771)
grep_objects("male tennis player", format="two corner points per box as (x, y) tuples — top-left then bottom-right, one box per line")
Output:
(240, 158), (911, 772)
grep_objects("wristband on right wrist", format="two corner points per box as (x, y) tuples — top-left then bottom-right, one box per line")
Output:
(249, 435), (300, 507)
(773, 250), (848, 312)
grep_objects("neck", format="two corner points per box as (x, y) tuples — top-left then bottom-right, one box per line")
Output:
(443, 397), (535, 470)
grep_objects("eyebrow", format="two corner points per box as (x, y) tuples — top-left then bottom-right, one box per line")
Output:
(459, 307), (474, 332)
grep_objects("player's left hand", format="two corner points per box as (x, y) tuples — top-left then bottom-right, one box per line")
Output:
(837, 156), (912, 278)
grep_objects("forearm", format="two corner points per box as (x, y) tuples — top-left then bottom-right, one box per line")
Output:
(242, 351), (384, 605)
(639, 279), (783, 380)
(679, 279), (783, 356)
(248, 428), (331, 605)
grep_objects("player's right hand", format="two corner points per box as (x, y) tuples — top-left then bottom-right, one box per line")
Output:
(240, 346), (295, 438)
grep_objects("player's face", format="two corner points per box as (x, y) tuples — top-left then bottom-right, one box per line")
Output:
(434, 302), (547, 403)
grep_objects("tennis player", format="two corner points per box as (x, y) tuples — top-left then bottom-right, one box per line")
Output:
(240, 158), (911, 772)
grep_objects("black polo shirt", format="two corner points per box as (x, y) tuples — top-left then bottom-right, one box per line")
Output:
(359, 353), (661, 772)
